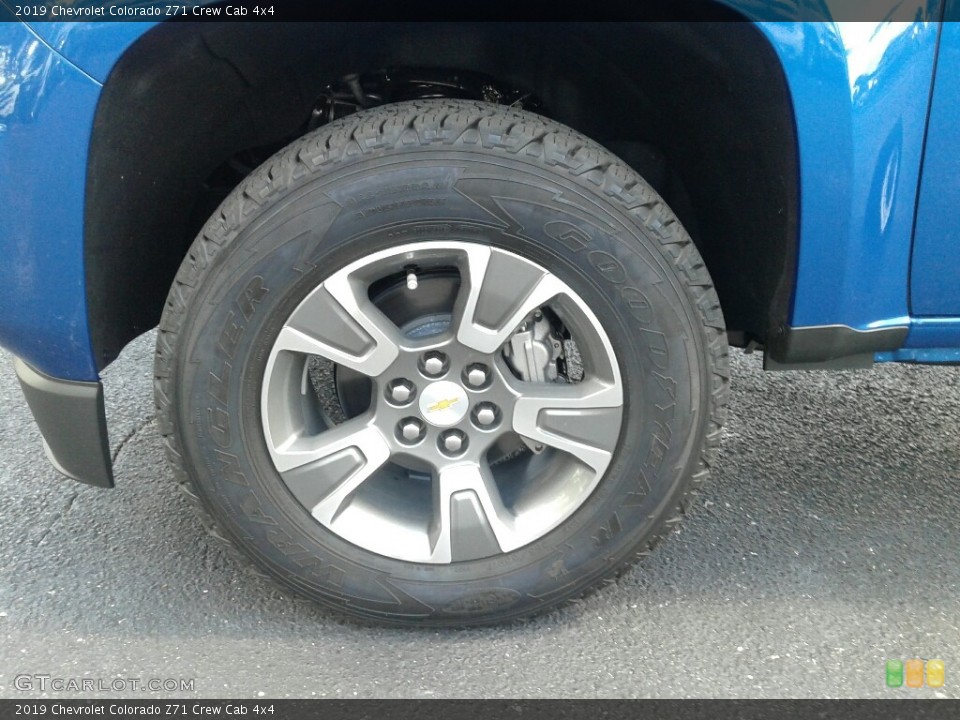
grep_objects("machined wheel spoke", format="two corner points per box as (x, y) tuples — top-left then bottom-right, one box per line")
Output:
(270, 417), (392, 524)
(454, 245), (568, 354)
(429, 462), (519, 563)
(274, 269), (401, 376)
(512, 378), (623, 473)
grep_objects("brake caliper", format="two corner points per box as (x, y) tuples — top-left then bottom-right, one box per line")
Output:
(503, 310), (564, 383)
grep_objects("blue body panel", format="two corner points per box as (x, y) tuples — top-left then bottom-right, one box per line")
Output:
(910, 14), (960, 316)
(26, 21), (154, 83)
(2, 7), (960, 381)
(0, 18), (102, 380)
(756, 18), (937, 334)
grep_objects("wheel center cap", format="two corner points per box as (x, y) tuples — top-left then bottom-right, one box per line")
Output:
(418, 380), (469, 427)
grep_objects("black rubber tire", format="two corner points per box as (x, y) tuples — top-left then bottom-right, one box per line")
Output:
(154, 100), (729, 627)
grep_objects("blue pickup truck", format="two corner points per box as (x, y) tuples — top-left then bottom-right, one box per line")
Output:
(2, 5), (958, 626)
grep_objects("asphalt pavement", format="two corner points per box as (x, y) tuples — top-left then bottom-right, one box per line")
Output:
(1, 329), (958, 699)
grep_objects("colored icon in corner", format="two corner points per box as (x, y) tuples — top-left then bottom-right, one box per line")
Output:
(906, 659), (925, 688)
(886, 659), (904, 687)
(928, 659), (946, 688)
(886, 658), (945, 688)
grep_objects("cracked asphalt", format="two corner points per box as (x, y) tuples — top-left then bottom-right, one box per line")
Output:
(1, 329), (958, 699)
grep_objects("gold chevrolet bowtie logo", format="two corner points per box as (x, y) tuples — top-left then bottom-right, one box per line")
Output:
(427, 397), (460, 413)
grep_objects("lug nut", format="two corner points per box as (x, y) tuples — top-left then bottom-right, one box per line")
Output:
(467, 368), (487, 387)
(386, 379), (415, 405)
(420, 351), (448, 378)
(439, 430), (467, 455)
(464, 363), (490, 389)
(472, 402), (501, 430)
(475, 406), (497, 427)
(398, 418), (425, 444)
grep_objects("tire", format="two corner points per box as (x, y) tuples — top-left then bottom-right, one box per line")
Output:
(154, 100), (729, 627)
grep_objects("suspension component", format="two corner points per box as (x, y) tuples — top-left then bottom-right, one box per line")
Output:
(310, 68), (544, 129)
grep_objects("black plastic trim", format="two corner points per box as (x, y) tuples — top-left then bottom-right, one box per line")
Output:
(14, 358), (114, 488)
(764, 324), (909, 370)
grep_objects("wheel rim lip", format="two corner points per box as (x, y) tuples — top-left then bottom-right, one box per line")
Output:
(260, 240), (624, 564)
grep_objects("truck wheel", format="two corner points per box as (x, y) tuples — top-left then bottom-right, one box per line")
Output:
(154, 100), (729, 626)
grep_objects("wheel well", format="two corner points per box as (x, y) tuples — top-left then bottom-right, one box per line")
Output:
(85, 16), (798, 370)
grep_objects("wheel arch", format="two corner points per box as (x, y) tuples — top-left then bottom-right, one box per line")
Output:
(84, 16), (799, 370)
